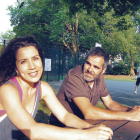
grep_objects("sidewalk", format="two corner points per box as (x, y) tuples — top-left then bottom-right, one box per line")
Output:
(48, 80), (63, 93)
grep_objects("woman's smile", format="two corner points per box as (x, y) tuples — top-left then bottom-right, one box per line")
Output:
(29, 71), (38, 77)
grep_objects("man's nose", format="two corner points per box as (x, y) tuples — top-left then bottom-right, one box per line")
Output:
(88, 66), (93, 72)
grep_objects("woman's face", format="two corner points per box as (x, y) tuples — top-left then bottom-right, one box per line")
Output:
(15, 46), (43, 84)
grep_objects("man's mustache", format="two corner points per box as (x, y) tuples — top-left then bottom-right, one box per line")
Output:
(85, 70), (93, 75)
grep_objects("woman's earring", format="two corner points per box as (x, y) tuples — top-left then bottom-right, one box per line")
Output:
(17, 72), (19, 76)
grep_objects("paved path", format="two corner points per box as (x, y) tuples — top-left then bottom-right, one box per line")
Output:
(106, 80), (140, 107)
(48, 80), (140, 107)
(48, 80), (63, 92)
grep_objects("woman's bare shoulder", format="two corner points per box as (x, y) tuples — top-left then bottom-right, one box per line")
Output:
(0, 83), (20, 102)
(40, 81), (55, 99)
(40, 81), (53, 90)
(0, 82), (18, 92)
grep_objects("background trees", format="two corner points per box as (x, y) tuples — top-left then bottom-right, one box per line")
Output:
(9, 0), (55, 44)
(63, 0), (140, 16)
(3, 0), (140, 75)
(50, 7), (102, 56)
(0, 30), (15, 44)
(0, 30), (15, 55)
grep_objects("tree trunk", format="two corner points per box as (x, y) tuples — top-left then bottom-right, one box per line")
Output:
(130, 67), (135, 76)
(130, 56), (135, 76)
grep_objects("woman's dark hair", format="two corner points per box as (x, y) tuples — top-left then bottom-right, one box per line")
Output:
(85, 47), (109, 69)
(0, 36), (44, 85)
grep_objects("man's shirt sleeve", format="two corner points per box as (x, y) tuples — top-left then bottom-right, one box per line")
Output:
(64, 75), (89, 101)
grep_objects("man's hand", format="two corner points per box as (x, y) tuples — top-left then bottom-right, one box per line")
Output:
(129, 106), (140, 121)
(132, 106), (140, 110)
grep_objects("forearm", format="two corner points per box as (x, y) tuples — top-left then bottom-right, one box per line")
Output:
(106, 100), (132, 112)
(27, 123), (86, 140)
(85, 106), (131, 121)
(63, 113), (93, 129)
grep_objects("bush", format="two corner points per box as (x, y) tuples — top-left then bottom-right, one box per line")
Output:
(109, 63), (130, 75)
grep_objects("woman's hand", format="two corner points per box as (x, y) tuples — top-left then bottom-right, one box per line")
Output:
(83, 124), (113, 140)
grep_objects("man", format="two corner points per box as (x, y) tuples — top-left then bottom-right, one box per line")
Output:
(50, 47), (140, 127)
(134, 67), (140, 94)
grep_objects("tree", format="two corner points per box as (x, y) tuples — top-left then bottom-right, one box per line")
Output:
(9, 0), (102, 56)
(0, 30), (15, 55)
(121, 28), (140, 76)
(0, 30), (15, 45)
(49, 7), (102, 57)
(63, 0), (140, 16)
(8, 0), (140, 75)
(133, 9), (140, 34)
(8, 0), (61, 45)
(100, 11), (134, 56)
(98, 9), (140, 75)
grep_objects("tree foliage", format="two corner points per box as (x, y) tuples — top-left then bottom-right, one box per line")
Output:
(49, 7), (102, 56)
(0, 30), (15, 45)
(63, 0), (140, 16)
(7, 0), (140, 74)
(0, 30), (15, 55)
(9, 0), (61, 45)
(9, 0), (103, 56)
(92, 9), (140, 75)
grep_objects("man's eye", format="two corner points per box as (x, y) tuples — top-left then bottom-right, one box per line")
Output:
(86, 61), (90, 65)
(94, 66), (99, 69)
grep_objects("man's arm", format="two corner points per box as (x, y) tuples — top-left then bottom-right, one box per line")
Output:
(73, 95), (140, 121)
(101, 94), (131, 112)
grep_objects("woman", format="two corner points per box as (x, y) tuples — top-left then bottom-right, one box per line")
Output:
(0, 36), (113, 140)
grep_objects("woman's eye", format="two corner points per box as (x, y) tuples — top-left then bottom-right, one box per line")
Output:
(34, 57), (39, 60)
(21, 60), (26, 64)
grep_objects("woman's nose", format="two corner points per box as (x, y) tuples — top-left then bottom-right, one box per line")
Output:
(29, 61), (35, 69)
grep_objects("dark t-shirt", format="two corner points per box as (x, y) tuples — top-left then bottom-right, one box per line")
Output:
(50, 65), (109, 126)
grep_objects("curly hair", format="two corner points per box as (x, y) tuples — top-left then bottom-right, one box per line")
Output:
(0, 36), (44, 85)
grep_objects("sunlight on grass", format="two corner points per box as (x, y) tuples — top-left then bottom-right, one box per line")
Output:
(104, 75), (136, 82)
(35, 100), (51, 124)
(97, 101), (106, 109)
(35, 99), (105, 124)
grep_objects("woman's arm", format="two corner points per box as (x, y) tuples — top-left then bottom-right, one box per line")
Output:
(0, 83), (113, 140)
(41, 81), (93, 129)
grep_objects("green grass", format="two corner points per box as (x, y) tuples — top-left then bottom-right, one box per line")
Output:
(35, 90), (58, 124)
(97, 101), (106, 108)
(35, 100), (51, 124)
(35, 98), (105, 124)
(104, 75), (136, 82)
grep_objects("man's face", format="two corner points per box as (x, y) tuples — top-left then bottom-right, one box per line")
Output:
(83, 55), (106, 82)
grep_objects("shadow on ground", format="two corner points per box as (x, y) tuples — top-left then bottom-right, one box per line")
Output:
(35, 110), (50, 124)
